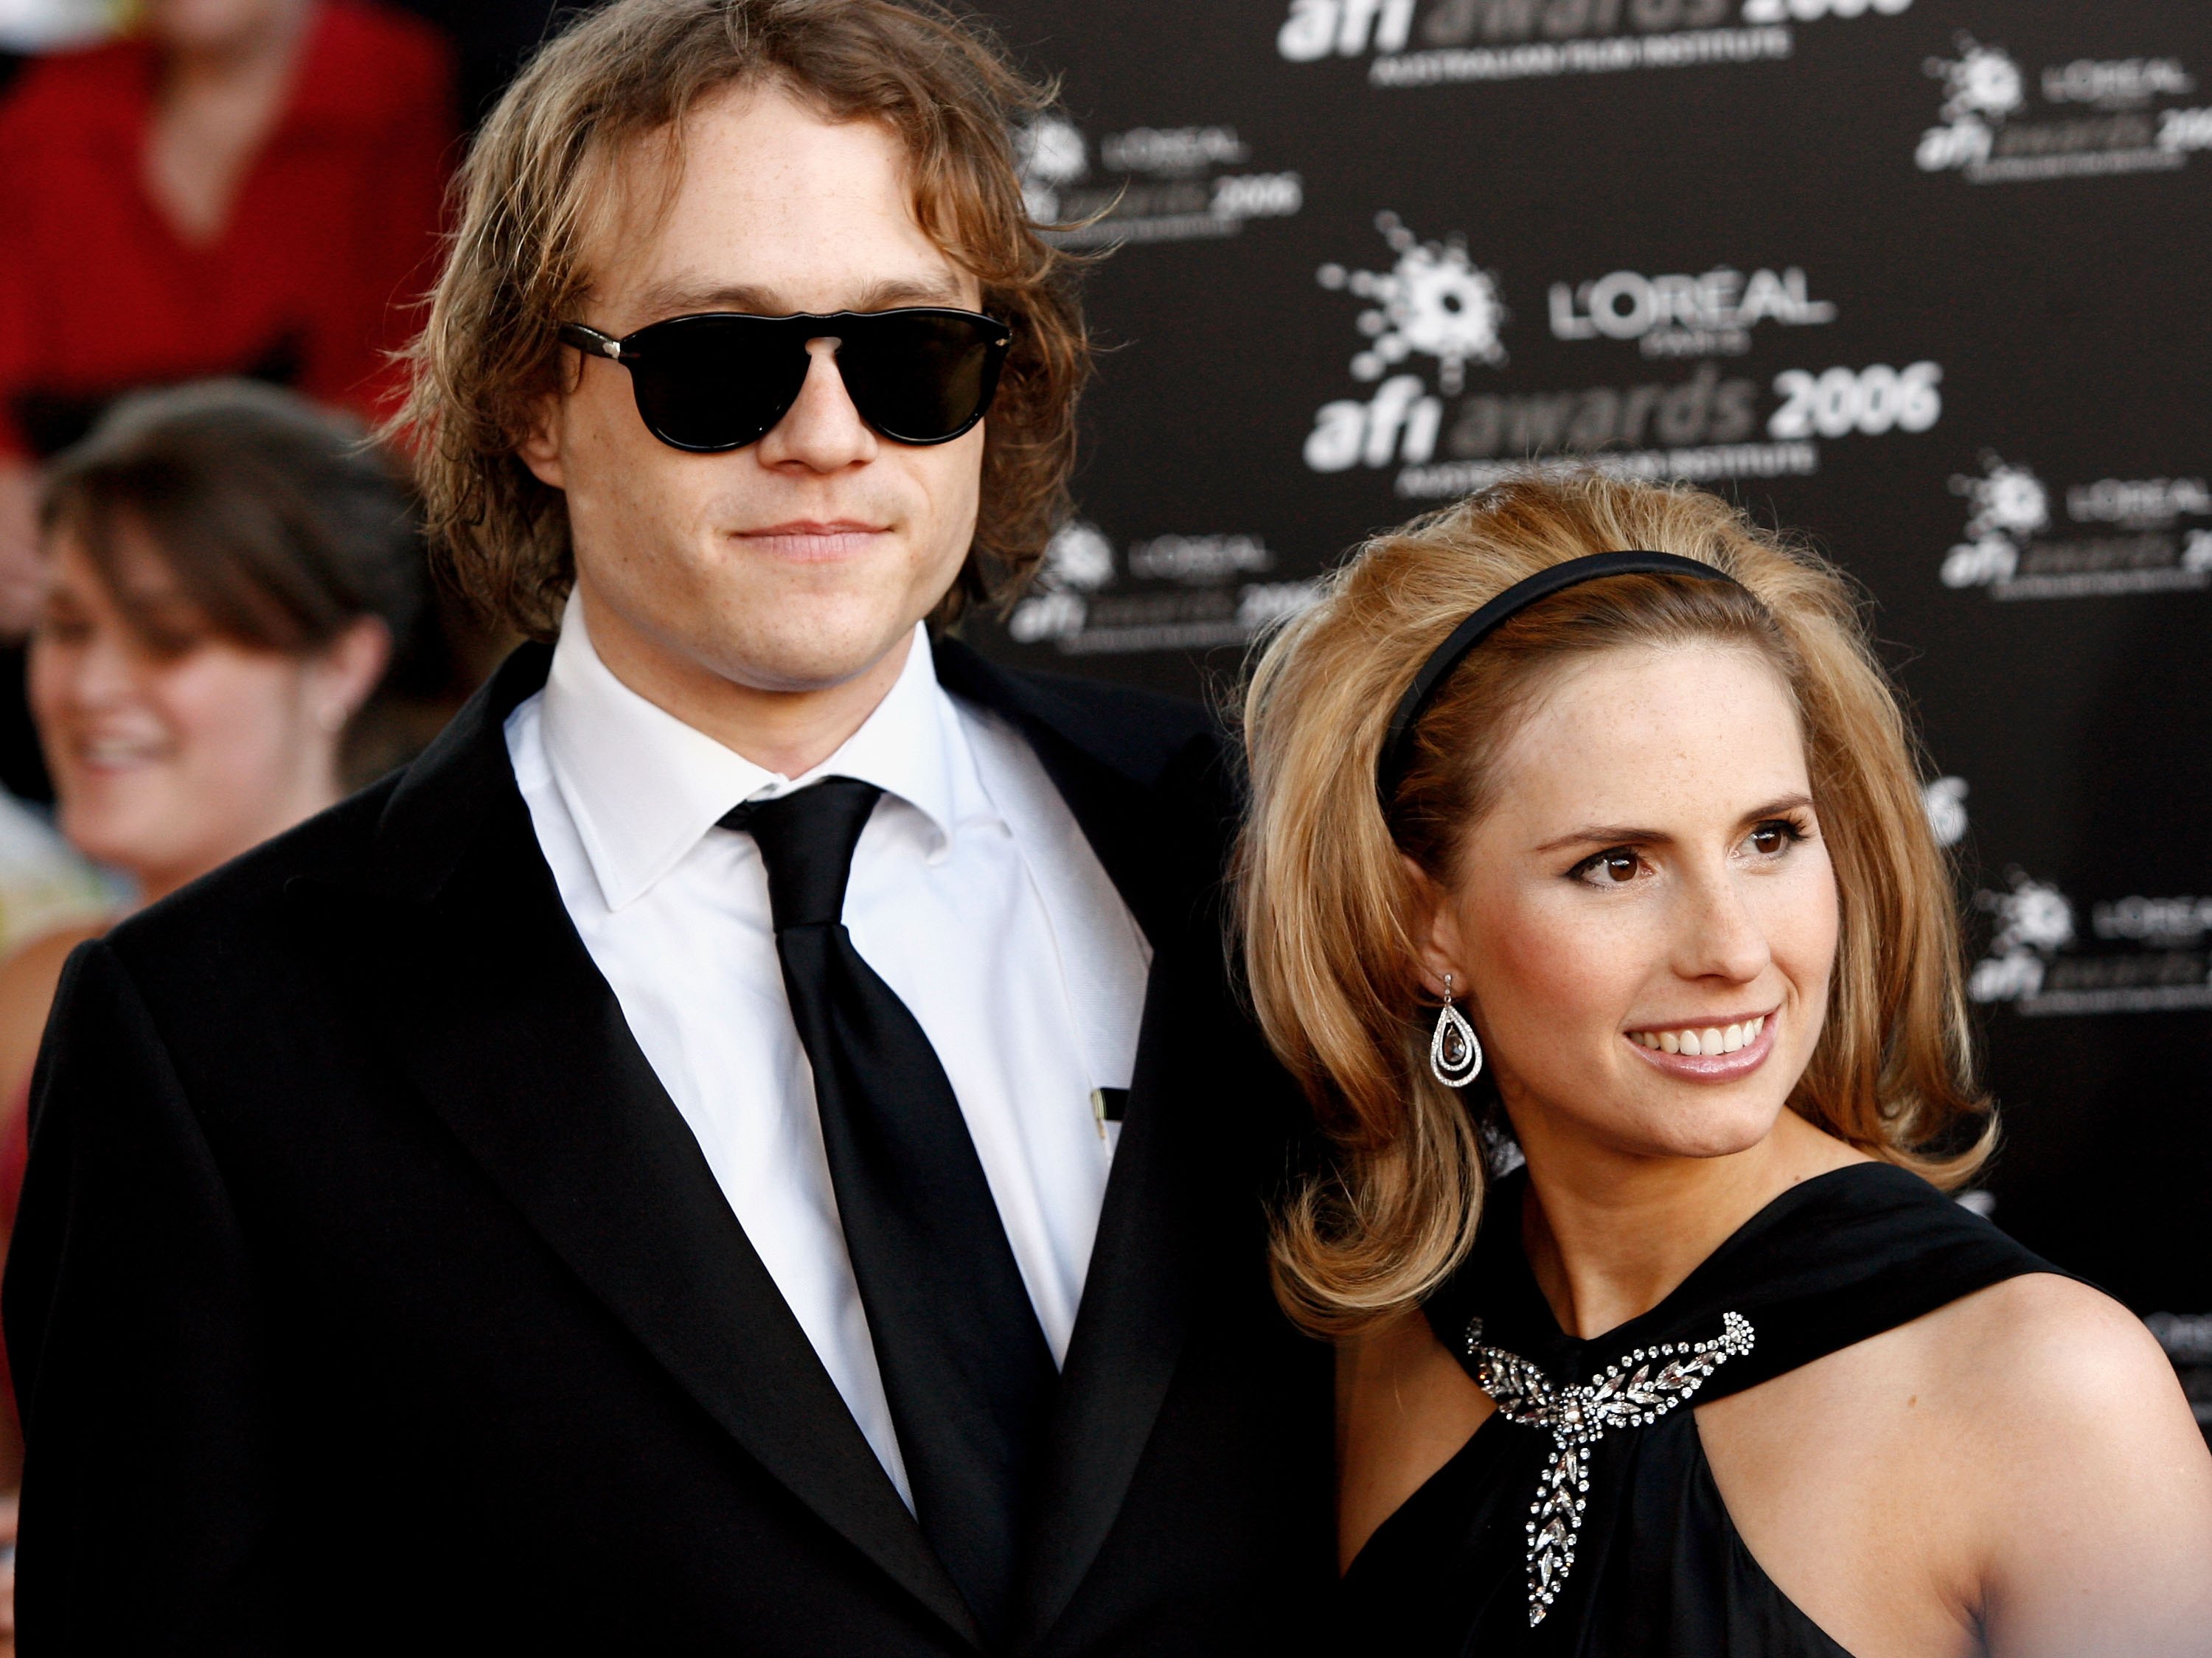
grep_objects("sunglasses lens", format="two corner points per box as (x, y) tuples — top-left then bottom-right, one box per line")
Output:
(837, 313), (1007, 445)
(611, 311), (1007, 450)
(626, 317), (808, 451)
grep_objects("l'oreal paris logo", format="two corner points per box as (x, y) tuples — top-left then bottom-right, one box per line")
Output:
(1548, 266), (1834, 358)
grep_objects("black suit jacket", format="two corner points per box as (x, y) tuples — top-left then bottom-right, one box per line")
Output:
(1, 639), (1335, 1654)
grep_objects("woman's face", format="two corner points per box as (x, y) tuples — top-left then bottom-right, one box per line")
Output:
(1420, 642), (1839, 1167)
(30, 525), (356, 899)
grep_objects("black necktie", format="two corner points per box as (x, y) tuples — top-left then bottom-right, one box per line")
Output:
(723, 779), (1057, 1643)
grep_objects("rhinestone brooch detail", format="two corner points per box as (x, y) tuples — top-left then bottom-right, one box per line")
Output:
(1464, 1309), (1756, 1626)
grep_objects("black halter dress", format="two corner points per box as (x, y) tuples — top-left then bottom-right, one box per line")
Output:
(1339, 1161), (2056, 1657)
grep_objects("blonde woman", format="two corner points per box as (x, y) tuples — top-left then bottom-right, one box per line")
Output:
(1239, 474), (2212, 1658)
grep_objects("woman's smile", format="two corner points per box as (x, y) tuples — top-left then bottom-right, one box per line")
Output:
(1624, 1008), (1778, 1081)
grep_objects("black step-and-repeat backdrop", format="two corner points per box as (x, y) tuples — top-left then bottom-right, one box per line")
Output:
(964, 0), (2212, 1421)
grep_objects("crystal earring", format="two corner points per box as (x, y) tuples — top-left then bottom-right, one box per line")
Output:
(1430, 972), (1484, 1089)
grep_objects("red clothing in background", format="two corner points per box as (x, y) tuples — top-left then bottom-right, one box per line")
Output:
(0, 0), (454, 459)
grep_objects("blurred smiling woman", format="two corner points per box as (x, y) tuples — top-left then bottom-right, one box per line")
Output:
(27, 384), (409, 905)
(0, 378), (422, 1247)
(1238, 474), (2212, 1658)
(30, 382), (411, 902)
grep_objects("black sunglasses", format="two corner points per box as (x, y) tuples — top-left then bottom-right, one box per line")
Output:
(557, 307), (1012, 453)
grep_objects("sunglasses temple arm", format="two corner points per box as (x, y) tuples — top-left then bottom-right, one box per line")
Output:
(557, 323), (626, 362)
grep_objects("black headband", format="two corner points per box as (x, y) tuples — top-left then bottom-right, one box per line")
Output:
(1375, 550), (1743, 810)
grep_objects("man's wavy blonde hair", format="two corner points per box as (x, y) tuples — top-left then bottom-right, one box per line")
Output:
(391, 0), (1088, 637)
(1238, 473), (1994, 1338)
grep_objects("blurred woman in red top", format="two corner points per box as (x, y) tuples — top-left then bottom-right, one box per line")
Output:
(0, 0), (455, 634)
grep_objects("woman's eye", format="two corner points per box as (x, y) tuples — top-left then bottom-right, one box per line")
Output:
(1576, 849), (1641, 885)
(1747, 820), (1804, 857)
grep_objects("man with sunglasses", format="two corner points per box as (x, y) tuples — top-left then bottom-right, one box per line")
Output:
(3, 2), (1334, 1653)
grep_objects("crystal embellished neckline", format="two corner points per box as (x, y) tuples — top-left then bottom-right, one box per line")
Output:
(1464, 1310), (1756, 1626)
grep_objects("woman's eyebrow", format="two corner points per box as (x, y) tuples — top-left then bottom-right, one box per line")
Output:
(1738, 793), (1815, 826)
(1530, 793), (1816, 855)
(1532, 823), (1668, 855)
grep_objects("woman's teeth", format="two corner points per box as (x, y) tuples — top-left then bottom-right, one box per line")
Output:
(80, 739), (161, 767)
(1631, 1016), (1765, 1056)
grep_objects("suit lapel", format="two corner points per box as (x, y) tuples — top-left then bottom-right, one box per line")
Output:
(933, 641), (1221, 1647)
(1015, 964), (1197, 1648)
(287, 649), (984, 1651)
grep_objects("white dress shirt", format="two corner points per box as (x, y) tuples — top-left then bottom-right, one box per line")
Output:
(504, 599), (1152, 1503)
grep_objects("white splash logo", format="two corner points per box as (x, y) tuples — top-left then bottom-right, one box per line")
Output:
(1016, 116), (1088, 223)
(1962, 454), (2050, 539)
(1008, 520), (1114, 644)
(1040, 520), (1115, 591)
(1941, 453), (2047, 588)
(1970, 871), (2076, 1003)
(1921, 776), (1969, 849)
(1935, 35), (2026, 122)
(1919, 36), (2024, 172)
(1318, 212), (1506, 394)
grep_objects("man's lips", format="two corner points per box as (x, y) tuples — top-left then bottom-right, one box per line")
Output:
(732, 521), (891, 560)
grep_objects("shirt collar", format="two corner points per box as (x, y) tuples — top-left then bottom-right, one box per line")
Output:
(538, 597), (961, 912)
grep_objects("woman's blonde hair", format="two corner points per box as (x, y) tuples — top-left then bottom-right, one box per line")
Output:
(391, 0), (1088, 637)
(1238, 473), (1992, 1337)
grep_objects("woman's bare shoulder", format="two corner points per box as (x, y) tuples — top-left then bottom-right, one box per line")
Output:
(1921, 1271), (2181, 1411)
(1906, 1271), (2211, 1530)
(1917, 1278), (2212, 1653)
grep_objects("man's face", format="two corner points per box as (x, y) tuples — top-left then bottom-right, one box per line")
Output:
(523, 85), (985, 704)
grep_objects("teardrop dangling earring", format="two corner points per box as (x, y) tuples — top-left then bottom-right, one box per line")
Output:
(1430, 972), (1484, 1089)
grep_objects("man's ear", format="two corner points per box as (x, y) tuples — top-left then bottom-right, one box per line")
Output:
(518, 386), (568, 491)
(1399, 851), (1466, 1001)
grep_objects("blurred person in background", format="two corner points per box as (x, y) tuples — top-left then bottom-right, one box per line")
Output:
(0, 383), (428, 1606)
(0, 0), (454, 800)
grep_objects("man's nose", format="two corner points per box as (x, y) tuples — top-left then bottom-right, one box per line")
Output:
(754, 337), (877, 471)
